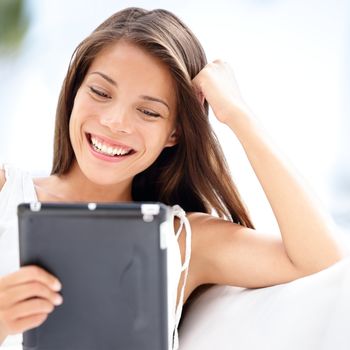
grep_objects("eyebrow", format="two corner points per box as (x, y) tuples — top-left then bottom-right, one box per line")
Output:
(139, 95), (169, 110)
(89, 71), (170, 111)
(90, 71), (117, 86)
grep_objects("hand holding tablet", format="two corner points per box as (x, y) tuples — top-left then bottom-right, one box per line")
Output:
(0, 265), (62, 342)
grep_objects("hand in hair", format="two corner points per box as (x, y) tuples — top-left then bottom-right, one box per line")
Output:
(192, 59), (251, 125)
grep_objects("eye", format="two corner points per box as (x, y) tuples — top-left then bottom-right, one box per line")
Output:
(89, 86), (111, 99)
(138, 108), (161, 118)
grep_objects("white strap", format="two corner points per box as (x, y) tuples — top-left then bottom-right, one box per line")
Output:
(171, 205), (192, 350)
(22, 171), (38, 202)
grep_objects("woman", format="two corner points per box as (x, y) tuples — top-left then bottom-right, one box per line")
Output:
(0, 7), (345, 348)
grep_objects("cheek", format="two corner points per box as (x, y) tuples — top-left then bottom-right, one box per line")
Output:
(142, 128), (174, 162)
(68, 117), (80, 157)
(69, 103), (87, 150)
(68, 109), (79, 142)
(69, 93), (91, 136)
(143, 125), (168, 146)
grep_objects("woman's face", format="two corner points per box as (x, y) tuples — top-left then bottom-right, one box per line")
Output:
(69, 40), (177, 186)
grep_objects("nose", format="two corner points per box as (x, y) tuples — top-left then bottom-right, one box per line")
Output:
(100, 107), (133, 134)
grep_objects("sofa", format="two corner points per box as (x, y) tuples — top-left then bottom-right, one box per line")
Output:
(179, 257), (350, 350)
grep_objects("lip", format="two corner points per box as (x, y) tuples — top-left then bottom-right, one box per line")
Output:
(85, 133), (136, 163)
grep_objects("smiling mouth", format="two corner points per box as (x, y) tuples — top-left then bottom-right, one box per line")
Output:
(86, 133), (135, 157)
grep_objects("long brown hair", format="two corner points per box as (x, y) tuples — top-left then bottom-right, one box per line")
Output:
(51, 7), (254, 228)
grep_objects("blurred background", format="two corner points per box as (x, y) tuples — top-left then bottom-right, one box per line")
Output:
(0, 0), (349, 237)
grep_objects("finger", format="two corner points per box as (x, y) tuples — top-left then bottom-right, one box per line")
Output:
(0, 282), (63, 308)
(8, 314), (48, 335)
(10, 298), (55, 320)
(190, 81), (205, 104)
(0, 266), (61, 292)
(198, 91), (205, 105)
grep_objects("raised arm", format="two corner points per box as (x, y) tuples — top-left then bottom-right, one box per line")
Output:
(189, 60), (345, 290)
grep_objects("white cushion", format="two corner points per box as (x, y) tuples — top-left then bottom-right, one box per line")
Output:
(179, 258), (350, 350)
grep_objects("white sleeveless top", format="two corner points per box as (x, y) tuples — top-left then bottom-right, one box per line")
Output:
(0, 164), (191, 350)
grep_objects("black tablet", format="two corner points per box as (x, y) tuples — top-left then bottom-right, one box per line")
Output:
(18, 202), (171, 350)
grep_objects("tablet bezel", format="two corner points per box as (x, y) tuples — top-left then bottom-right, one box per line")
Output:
(18, 201), (171, 350)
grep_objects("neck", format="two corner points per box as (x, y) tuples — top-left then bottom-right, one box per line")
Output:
(37, 162), (133, 203)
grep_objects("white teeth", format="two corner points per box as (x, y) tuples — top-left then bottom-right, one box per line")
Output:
(90, 135), (132, 157)
(116, 147), (125, 155)
(101, 144), (108, 153)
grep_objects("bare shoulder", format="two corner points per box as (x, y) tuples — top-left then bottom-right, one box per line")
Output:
(0, 168), (5, 191)
(186, 212), (307, 290)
